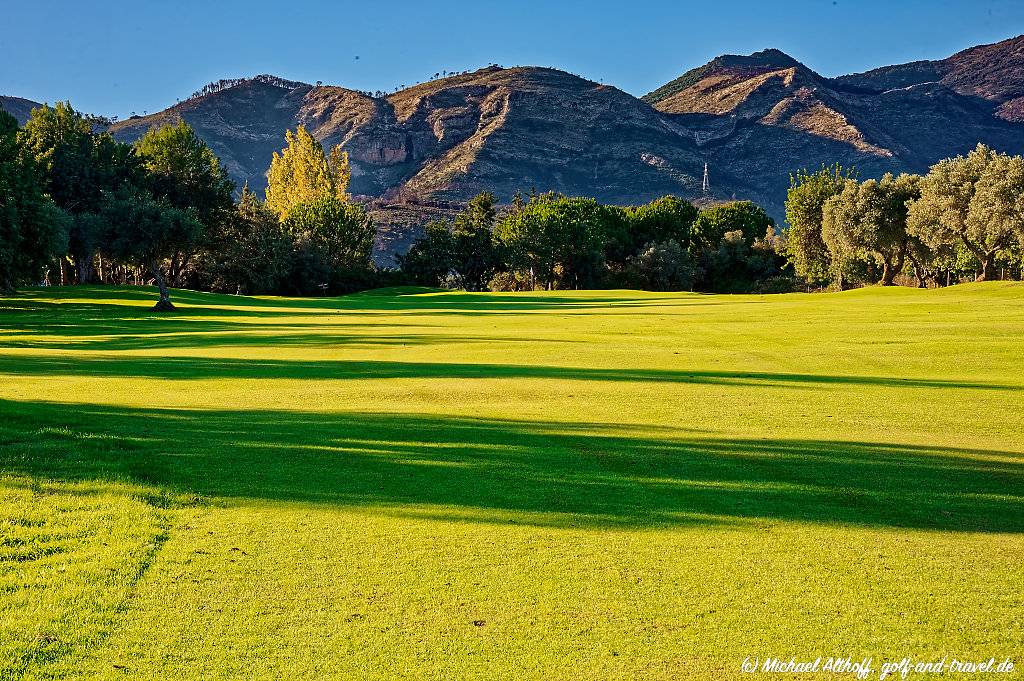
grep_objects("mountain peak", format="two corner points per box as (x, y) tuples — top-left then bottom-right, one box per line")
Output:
(643, 48), (806, 105)
(713, 48), (801, 70)
(185, 74), (310, 102)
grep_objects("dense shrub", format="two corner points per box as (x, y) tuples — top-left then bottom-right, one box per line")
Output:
(488, 270), (533, 292)
(283, 196), (375, 295)
(625, 240), (697, 291)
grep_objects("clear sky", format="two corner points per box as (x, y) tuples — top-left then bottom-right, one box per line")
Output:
(3, 0), (1023, 118)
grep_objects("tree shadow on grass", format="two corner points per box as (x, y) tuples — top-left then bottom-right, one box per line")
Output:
(0, 287), (660, 351)
(0, 331), (566, 352)
(0, 354), (1017, 392)
(5, 285), (727, 316)
(0, 298), (585, 352)
(1, 399), (1020, 532)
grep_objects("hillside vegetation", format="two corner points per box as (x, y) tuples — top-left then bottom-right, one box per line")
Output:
(51, 34), (1014, 226)
(1, 284), (1022, 679)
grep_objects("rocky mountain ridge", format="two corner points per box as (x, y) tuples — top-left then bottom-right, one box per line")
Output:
(4, 34), (1024, 262)
(642, 34), (1024, 216)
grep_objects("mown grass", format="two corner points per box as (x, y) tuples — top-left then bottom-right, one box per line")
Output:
(0, 283), (1022, 679)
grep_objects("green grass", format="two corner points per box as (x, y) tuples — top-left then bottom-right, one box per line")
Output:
(1, 283), (1022, 679)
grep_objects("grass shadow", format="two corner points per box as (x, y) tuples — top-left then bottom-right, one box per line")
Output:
(1, 399), (1020, 532)
(5, 285), (720, 316)
(0, 354), (1017, 392)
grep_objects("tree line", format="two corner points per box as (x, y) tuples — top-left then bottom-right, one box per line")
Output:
(405, 144), (1024, 294)
(400, 193), (786, 293)
(187, 75), (309, 102)
(785, 145), (1024, 288)
(3, 101), (1023, 306)
(0, 104), (375, 308)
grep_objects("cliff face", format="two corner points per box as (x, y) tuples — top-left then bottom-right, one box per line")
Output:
(381, 67), (704, 204)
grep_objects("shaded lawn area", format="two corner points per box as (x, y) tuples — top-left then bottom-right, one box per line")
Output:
(1, 401), (1021, 533)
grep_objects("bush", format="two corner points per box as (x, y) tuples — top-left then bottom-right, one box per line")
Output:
(626, 240), (697, 291)
(752, 275), (799, 294)
(488, 270), (534, 292)
(284, 196), (375, 295)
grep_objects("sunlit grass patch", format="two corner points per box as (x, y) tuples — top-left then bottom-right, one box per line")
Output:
(0, 283), (1022, 678)
(0, 477), (167, 678)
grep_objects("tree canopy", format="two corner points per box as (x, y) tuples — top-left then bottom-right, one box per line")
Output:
(822, 173), (921, 286)
(495, 194), (619, 289)
(283, 195), (375, 294)
(19, 102), (141, 283)
(784, 164), (854, 284)
(907, 144), (1023, 281)
(99, 188), (204, 310)
(0, 111), (69, 291)
(135, 121), (235, 226)
(265, 126), (351, 219)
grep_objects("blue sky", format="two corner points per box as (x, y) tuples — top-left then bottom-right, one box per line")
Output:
(3, 0), (1023, 118)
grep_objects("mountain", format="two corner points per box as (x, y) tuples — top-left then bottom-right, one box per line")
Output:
(6, 36), (1024, 263)
(836, 34), (1024, 122)
(644, 36), (1024, 216)
(109, 69), (704, 204)
(108, 69), (707, 263)
(0, 96), (41, 126)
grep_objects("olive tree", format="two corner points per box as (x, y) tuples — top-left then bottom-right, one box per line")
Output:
(101, 188), (203, 310)
(784, 164), (855, 285)
(907, 144), (1022, 281)
(822, 173), (921, 286)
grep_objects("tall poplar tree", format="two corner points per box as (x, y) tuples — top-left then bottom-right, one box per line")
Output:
(265, 126), (351, 219)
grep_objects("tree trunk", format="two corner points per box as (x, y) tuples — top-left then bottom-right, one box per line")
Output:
(881, 261), (895, 286)
(913, 264), (927, 288)
(888, 247), (906, 286)
(905, 251), (927, 288)
(170, 250), (193, 287)
(977, 252), (995, 282)
(75, 251), (96, 285)
(170, 252), (181, 287)
(151, 260), (175, 312)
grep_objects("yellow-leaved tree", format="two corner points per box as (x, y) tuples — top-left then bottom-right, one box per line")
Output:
(264, 126), (351, 219)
